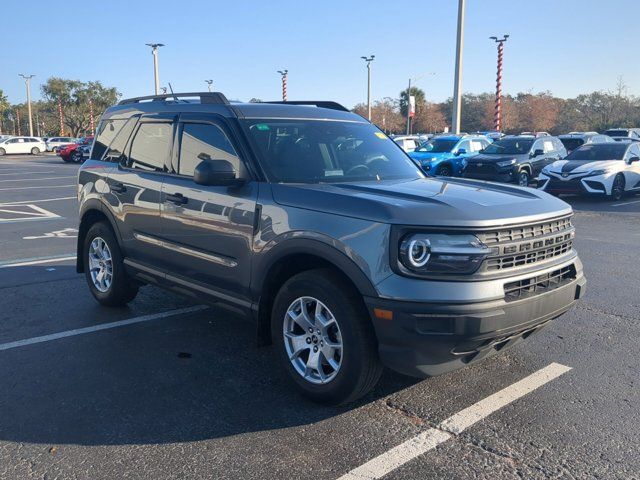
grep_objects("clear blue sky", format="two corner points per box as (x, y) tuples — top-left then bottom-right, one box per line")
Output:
(1, 0), (638, 108)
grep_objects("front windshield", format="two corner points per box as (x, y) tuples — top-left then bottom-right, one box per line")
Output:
(603, 129), (629, 137)
(483, 138), (534, 155)
(416, 138), (458, 153)
(243, 120), (423, 183)
(565, 143), (627, 161)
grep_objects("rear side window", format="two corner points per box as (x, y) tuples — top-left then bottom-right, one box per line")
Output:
(127, 123), (173, 172)
(92, 119), (126, 160)
(100, 117), (139, 162)
(178, 122), (240, 177)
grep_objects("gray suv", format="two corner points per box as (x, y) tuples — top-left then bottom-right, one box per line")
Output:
(76, 92), (586, 404)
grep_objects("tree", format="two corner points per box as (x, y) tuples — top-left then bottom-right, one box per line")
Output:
(0, 89), (9, 135)
(399, 87), (426, 118)
(40, 78), (120, 136)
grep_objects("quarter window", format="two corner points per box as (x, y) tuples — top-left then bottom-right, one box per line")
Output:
(128, 123), (172, 171)
(178, 122), (240, 177)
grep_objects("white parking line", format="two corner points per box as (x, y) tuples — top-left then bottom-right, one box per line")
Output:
(337, 363), (572, 480)
(0, 184), (75, 192)
(0, 254), (76, 268)
(0, 305), (208, 352)
(0, 171), (55, 176)
(0, 175), (76, 183)
(0, 196), (76, 206)
(612, 199), (640, 207)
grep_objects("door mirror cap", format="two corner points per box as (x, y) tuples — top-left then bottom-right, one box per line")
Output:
(193, 158), (238, 186)
(531, 148), (544, 157)
(455, 148), (467, 156)
(628, 156), (640, 164)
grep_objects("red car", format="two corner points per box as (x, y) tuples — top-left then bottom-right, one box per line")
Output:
(59, 136), (94, 163)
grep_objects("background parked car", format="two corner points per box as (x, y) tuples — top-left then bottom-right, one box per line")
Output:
(58, 136), (94, 163)
(464, 135), (567, 186)
(409, 134), (490, 176)
(391, 135), (422, 153)
(538, 142), (640, 200)
(0, 136), (47, 155)
(558, 132), (614, 154)
(603, 128), (640, 142)
(46, 137), (77, 152)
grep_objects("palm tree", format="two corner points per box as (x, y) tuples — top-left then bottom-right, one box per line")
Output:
(399, 87), (426, 117)
(0, 89), (10, 135)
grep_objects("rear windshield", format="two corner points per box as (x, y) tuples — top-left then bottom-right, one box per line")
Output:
(482, 138), (534, 155)
(603, 129), (629, 137)
(415, 138), (457, 153)
(565, 143), (627, 161)
(559, 138), (584, 152)
(243, 120), (423, 183)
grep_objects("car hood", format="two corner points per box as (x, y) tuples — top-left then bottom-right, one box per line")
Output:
(270, 177), (572, 228)
(547, 159), (623, 174)
(467, 153), (526, 163)
(408, 151), (450, 162)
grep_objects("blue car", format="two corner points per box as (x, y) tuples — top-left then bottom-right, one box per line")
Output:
(409, 135), (491, 176)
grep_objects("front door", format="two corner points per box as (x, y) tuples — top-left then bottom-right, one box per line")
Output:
(159, 115), (258, 306)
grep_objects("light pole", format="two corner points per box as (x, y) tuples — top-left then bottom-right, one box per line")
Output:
(18, 74), (35, 137)
(145, 43), (165, 95)
(205, 79), (213, 92)
(277, 70), (288, 101)
(451, 0), (466, 134)
(405, 72), (435, 135)
(361, 55), (375, 120)
(490, 35), (509, 132)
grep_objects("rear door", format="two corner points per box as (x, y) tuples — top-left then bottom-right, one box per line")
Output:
(624, 143), (640, 191)
(159, 113), (258, 305)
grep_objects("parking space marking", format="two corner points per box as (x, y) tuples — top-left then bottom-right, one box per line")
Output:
(0, 196), (76, 205)
(337, 363), (572, 480)
(0, 305), (208, 352)
(0, 175), (76, 183)
(0, 254), (76, 268)
(23, 228), (78, 240)
(612, 199), (640, 207)
(0, 170), (55, 176)
(0, 184), (75, 192)
(0, 204), (61, 223)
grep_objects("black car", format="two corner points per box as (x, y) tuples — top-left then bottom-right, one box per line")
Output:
(602, 128), (640, 142)
(463, 135), (567, 186)
(76, 92), (585, 404)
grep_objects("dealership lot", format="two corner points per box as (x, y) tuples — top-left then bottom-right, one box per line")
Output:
(1, 155), (639, 479)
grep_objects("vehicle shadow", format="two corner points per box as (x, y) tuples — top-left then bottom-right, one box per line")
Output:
(555, 192), (640, 213)
(0, 267), (419, 446)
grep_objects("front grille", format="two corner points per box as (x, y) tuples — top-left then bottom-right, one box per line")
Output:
(503, 265), (576, 302)
(476, 216), (574, 272)
(466, 163), (496, 174)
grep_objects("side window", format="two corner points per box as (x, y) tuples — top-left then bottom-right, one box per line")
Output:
(532, 139), (544, 153)
(468, 140), (483, 152)
(178, 122), (240, 177)
(92, 119), (127, 160)
(543, 140), (554, 153)
(100, 117), (139, 162)
(127, 122), (173, 172)
(456, 140), (470, 152)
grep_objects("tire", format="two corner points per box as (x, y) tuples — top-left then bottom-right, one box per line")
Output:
(62, 156), (72, 163)
(31, 147), (40, 155)
(271, 269), (382, 405)
(0, 148), (5, 156)
(609, 173), (625, 201)
(72, 151), (83, 163)
(517, 170), (530, 187)
(83, 221), (139, 307)
(436, 164), (452, 177)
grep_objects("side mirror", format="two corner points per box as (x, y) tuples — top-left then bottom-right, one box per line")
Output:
(455, 148), (467, 156)
(628, 156), (640, 164)
(531, 148), (544, 157)
(193, 158), (238, 186)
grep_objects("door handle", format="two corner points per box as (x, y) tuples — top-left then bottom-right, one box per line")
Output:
(110, 182), (126, 193)
(166, 193), (188, 205)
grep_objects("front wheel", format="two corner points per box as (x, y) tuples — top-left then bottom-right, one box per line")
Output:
(436, 164), (452, 177)
(31, 147), (40, 155)
(72, 150), (83, 163)
(271, 269), (382, 405)
(609, 173), (625, 201)
(0, 148), (5, 156)
(517, 170), (530, 187)
(83, 222), (139, 306)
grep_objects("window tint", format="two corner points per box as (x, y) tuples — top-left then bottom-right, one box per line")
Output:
(92, 119), (127, 159)
(128, 123), (172, 171)
(565, 143), (627, 161)
(483, 138), (534, 155)
(98, 117), (138, 162)
(178, 122), (240, 176)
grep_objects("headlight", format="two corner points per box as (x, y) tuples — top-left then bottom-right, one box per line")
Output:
(541, 167), (550, 175)
(496, 159), (517, 167)
(399, 234), (492, 275)
(589, 169), (610, 176)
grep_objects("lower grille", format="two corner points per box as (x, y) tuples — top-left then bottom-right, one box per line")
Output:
(503, 265), (576, 302)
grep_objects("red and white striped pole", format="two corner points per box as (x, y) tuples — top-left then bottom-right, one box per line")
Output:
(491, 35), (509, 132)
(16, 109), (21, 136)
(58, 99), (65, 136)
(89, 98), (95, 135)
(278, 70), (288, 101)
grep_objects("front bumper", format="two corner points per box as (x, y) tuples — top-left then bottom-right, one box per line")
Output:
(366, 258), (585, 378)
(463, 166), (516, 183)
(538, 172), (609, 195)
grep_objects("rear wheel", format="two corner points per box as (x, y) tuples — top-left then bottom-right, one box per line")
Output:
(517, 170), (530, 187)
(0, 148), (5, 156)
(271, 269), (382, 405)
(436, 164), (452, 177)
(31, 147), (40, 155)
(609, 173), (625, 201)
(83, 222), (138, 306)
(72, 150), (83, 163)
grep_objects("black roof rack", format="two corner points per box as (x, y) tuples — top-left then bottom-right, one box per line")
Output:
(118, 92), (229, 105)
(261, 100), (349, 112)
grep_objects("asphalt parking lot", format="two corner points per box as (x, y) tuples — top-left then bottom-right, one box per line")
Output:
(1, 154), (639, 479)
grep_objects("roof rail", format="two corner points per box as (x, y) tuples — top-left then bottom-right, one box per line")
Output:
(118, 92), (230, 105)
(261, 100), (349, 112)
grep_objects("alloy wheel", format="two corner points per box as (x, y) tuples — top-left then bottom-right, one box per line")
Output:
(612, 175), (624, 201)
(88, 237), (113, 293)
(518, 171), (530, 186)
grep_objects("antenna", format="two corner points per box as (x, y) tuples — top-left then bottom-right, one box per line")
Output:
(167, 82), (182, 103)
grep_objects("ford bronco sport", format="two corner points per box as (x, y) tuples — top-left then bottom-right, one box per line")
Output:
(77, 92), (585, 404)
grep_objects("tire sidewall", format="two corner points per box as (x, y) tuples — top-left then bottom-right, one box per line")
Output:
(610, 174), (624, 201)
(271, 272), (374, 403)
(437, 164), (452, 176)
(518, 170), (530, 186)
(31, 147), (40, 155)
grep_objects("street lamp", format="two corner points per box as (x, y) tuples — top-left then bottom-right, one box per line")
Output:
(451, 0), (466, 134)
(490, 35), (509, 132)
(145, 43), (165, 95)
(277, 70), (288, 101)
(205, 79), (213, 92)
(361, 55), (375, 121)
(405, 72), (435, 135)
(18, 74), (35, 137)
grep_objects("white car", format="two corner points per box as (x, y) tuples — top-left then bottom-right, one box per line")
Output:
(538, 142), (640, 201)
(0, 136), (47, 156)
(45, 136), (77, 152)
(391, 135), (422, 153)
